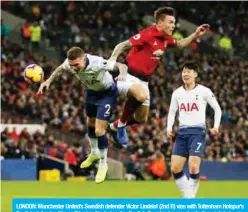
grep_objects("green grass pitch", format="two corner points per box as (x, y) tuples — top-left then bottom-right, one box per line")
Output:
(2, 181), (248, 211)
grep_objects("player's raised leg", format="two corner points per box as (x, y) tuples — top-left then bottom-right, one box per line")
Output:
(110, 79), (149, 146)
(120, 83), (149, 125)
(133, 104), (149, 125)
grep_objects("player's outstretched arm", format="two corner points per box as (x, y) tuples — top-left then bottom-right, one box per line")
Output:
(37, 64), (65, 95)
(177, 24), (210, 48)
(114, 62), (128, 81)
(109, 40), (133, 62)
(167, 92), (179, 141)
(205, 89), (222, 135)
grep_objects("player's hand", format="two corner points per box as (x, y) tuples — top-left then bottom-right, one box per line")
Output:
(37, 80), (51, 95)
(194, 24), (210, 38)
(167, 130), (174, 142)
(209, 128), (219, 136)
(115, 74), (127, 81)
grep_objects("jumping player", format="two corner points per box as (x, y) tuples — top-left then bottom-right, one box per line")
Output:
(37, 46), (128, 183)
(108, 7), (210, 147)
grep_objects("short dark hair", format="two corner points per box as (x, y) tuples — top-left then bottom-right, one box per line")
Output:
(183, 61), (199, 73)
(67, 47), (84, 60)
(154, 7), (176, 23)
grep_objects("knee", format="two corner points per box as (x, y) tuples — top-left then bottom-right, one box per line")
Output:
(171, 163), (183, 174)
(95, 128), (106, 137)
(189, 162), (200, 174)
(136, 93), (148, 103)
(129, 85), (148, 103)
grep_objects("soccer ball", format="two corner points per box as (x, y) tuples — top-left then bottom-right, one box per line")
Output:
(24, 64), (44, 83)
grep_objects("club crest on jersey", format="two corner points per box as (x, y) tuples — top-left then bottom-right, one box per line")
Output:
(151, 49), (164, 59)
(180, 103), (199, 112)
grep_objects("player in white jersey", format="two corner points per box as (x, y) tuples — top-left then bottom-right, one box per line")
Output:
(37, 47), (128, 183)
(167, 61), (222, 198)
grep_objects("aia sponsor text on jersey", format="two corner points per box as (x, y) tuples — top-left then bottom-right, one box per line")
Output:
(180, 103), (199, 112)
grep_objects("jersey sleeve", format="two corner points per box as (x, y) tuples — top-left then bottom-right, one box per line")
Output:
(166, 35), (178, 47)
(205, 88), (222, 129)
(61, 59), (71, 70)
(167, 91), (179, 131)
(99, 59), (115, 71)
(129, 31), (150, 47)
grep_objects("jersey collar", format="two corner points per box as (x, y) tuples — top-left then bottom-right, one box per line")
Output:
(183, 84), (198, 91)
(85, 55), (89, 68)
(153, 25), (165, 38)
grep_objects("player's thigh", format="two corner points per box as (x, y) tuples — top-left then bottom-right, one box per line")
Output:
(95, 83), (118, 121)
(171, 135), (189, 173)
(172, 134), (189, 158)
(95, 95), (116, 137)
(96, 104), (113, 121)
(128, 83), (149, 103)
(95, 103), (112, 136)
(171, 155), (187, 173)
(189, 133), (206, 157)
(95, 119), (109, 137)
(133, 105), (149, 124)
(85, 103), (97, 127)
(117, 74), (149, 104)
(188, 156), (201, 174)
(96, 96), (116, 121)
(188, 133), (205, 173)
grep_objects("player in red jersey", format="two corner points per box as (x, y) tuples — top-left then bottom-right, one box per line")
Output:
(109, 7), (210, 147)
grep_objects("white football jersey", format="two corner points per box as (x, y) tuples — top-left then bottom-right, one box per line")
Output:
(167, 84), (222, 130)
(62, 54), (115, 91)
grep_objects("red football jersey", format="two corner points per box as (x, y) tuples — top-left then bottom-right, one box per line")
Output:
(127, 25), (177, 77)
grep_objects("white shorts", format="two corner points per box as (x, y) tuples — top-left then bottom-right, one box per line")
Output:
(117, 73), (150, 106)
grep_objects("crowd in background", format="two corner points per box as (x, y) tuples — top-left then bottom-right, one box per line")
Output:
(1, 1), (248, 180)
(2, 1), (248, 58)
(2, 37), (248, 179)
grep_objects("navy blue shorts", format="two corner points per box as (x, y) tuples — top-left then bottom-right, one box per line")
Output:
(172, 127), (206, 158)
(85, 83), (118, 121)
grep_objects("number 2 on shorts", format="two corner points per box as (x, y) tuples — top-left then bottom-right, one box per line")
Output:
(104, 104), (111, 116)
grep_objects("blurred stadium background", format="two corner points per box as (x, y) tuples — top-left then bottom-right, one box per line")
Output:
(1, 1), (248, 211)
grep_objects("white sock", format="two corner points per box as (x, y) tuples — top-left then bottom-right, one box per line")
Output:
(117, 119), (126, 127)
(174, 174), (190, 198)
(89, 137), (99, 155)
(99, 148), (108, 165)
(188, 178), (200, 198)
(110, 123), (117, 131)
